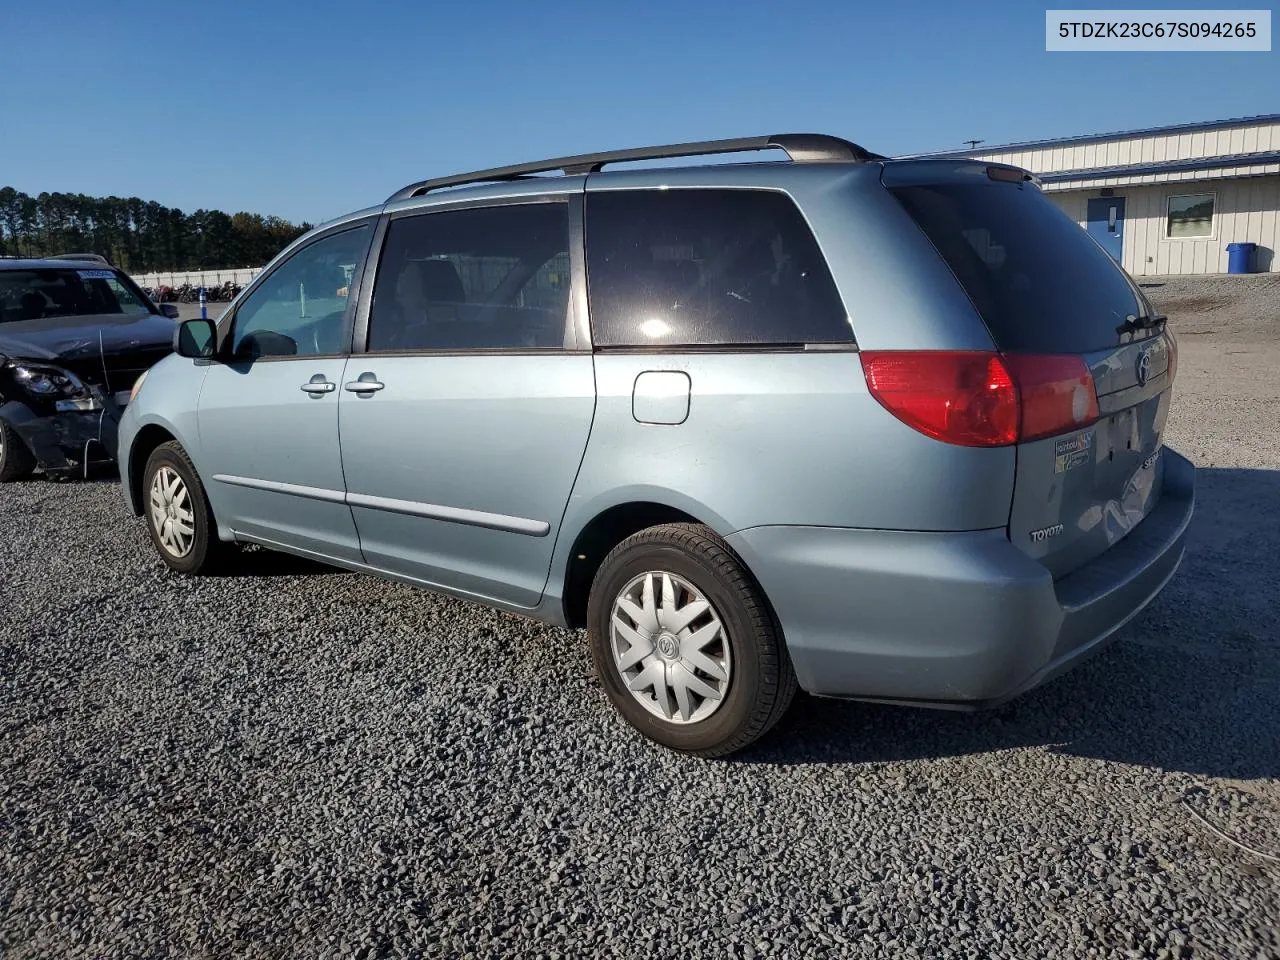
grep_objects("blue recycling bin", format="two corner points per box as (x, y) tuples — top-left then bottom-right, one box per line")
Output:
(1226, 242), (1256, 274)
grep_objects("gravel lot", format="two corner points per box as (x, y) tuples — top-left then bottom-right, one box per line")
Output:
(3, 276), (1279, 959)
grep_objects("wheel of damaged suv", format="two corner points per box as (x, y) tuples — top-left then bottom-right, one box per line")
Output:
(0, 418), (37, 482)
(143, 441), (225, 575)
(587, 523), (797, 758)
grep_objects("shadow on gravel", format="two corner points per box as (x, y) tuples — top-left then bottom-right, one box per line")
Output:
(742, 468), (1280, 782)
(215, 546), (349, 578)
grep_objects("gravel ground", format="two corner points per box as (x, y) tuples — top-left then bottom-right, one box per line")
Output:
(1142, 273), (1280, 345)
(3, 277), (1279, 959)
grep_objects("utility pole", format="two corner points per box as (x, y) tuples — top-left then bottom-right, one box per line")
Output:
(964, 139), (984, 150)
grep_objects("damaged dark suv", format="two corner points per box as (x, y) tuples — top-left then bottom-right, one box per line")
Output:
(0, 257), (178, 481)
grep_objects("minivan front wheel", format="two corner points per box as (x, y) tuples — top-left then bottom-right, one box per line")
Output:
(0, 418), (37, 482)
(587, 523), (796, 757)
(142, 441), (226, 575)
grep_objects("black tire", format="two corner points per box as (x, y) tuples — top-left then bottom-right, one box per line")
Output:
(0, 418), (37, 482)
(586, 523), (797, 758)
(142, 440), (228, 575)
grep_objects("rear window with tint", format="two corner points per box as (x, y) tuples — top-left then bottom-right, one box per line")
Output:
(890, 182), (1144, 354)
(585, 189), (851, 347)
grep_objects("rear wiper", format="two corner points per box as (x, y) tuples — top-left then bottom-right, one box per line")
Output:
(1116, 313), (1166, 336)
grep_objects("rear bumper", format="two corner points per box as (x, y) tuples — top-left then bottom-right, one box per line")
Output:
(725, 448), (1195, 707)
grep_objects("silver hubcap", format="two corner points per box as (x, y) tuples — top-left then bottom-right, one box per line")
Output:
(149, 466), (196, 559)
(609, 571), (732, 724)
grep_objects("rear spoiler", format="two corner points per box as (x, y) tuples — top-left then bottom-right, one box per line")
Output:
(880, 157), (1044, 189)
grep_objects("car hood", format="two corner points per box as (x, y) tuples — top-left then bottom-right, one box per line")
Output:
(0, 312), (174, 363)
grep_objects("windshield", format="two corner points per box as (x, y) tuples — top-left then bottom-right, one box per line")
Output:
(889, 181), (1144, 354)
(0, 268), (152, 325)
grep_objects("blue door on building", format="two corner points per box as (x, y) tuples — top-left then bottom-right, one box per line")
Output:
(1086, 197), (1126, 263)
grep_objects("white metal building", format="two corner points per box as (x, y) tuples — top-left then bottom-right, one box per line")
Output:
(925, 114), (1280, 276)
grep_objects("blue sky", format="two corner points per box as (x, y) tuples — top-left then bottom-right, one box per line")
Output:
(2, 0), (1275, 225)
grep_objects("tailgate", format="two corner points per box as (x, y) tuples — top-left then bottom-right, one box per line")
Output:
(886, 166), (1178, 578)
(1011, 337), (1172, 577)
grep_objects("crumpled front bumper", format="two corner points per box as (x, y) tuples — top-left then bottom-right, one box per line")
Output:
(1, 389), (126, 475)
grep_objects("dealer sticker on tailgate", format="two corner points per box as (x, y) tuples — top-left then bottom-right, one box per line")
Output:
(1054, 429), (1094, 474)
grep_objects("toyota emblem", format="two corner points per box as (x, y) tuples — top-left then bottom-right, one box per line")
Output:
(1135, 349), (1152, 386)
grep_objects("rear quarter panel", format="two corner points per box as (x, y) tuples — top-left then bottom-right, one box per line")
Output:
(562, 351), (1015, 535)
(553, 165), (1019, 603)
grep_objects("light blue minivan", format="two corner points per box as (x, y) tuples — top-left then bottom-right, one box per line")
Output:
(118, 135), (1194, 756)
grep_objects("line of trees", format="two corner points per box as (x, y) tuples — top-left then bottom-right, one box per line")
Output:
(0, 187), (313, 273)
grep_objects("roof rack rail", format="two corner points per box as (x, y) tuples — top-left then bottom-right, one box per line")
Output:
(387, 133), (884, 203)
(47, 253), (112, 265)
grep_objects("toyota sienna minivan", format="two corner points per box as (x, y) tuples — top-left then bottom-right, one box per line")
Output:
(117, 134), (1194, 757)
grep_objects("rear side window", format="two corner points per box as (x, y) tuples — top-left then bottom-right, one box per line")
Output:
(585, 189), (850, 348)
(890, 181), (1143, 354)
(368, 203), (571, 352)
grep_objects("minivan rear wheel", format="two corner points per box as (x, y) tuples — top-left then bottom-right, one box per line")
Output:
(586, 523), (796, 757)
(142, 441), (227, 575)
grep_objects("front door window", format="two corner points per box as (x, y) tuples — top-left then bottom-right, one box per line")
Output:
(231, 225), (371, 359)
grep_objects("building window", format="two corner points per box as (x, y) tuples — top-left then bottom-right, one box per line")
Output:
(1166, 194), (1215, 239)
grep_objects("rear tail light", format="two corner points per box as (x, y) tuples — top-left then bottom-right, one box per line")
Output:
(861, 351), (1099, 447)
(1001, 353), (1099, 442)
(860, 352), (1018, 447)
(1165, 329), (1178, 384)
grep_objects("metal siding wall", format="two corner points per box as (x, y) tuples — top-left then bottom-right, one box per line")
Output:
(1047, 192), (1087, 226)
(1264, 182), (1279, 271)
(1120, 189), (1143, 275)
(973, 120), (1280, 175)
(1049, 176), (1280, 276)
(940, 121), (1280, 277)
(1140, 189), (1162, 276)
(1045, 162), (1280, 192)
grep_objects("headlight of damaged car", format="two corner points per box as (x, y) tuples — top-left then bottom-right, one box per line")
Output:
(11, 363), (81, 396)
(7, 363), (100, 410)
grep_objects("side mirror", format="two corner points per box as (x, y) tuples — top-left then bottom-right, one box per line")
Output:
(159, 303), (181, 319)
(174, 318), (216, 359)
